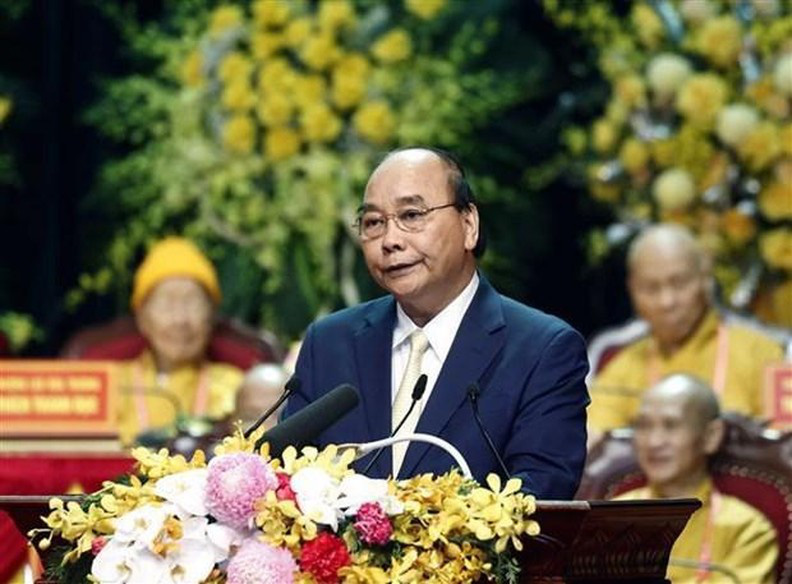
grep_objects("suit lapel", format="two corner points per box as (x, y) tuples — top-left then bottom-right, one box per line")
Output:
(353, 297), (396, 477)
(400, 277), (506, 478)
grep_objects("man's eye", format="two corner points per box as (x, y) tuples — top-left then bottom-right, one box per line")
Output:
(362, 216), (384, 228)
(399, 209), (425, 223)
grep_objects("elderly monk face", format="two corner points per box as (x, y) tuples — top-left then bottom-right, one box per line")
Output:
(136, 277), (214, 371)
(359, 150), (479, 325)
(632, 377), (722, 494)
(627, 234), (709, 352)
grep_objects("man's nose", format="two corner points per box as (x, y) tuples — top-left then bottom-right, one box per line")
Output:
(656, 286), (677, 310)
(645, 427), (667, 448)
(164, 304), (193, 326)
(380, 217), (405, 251)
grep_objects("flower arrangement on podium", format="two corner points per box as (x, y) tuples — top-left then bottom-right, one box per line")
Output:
(34, 430), (539, 584)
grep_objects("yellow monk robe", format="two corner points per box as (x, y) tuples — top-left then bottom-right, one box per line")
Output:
(117, 350), (243, 446)
(589, 310), (784, 431)
(617, 479), (778, 584)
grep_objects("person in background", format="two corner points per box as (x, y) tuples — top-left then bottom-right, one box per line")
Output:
(588, 224), (784, 445)
(117, 237), (243, 446)
(283, 147), (589, 499)
(616, 373), (778, 583)
(233, 363), (289, 433)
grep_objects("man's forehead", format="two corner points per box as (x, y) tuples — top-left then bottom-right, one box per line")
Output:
(630, 246), (698, 278)
(360, 194), (427, 211)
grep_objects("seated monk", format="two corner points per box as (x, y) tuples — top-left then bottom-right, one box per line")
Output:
(589, 224), (784, 445)
(616, 374), (778, 583)
(117, 237), (244, 446)
(233, 363), (289, 433)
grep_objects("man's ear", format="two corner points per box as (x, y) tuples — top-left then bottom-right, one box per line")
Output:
(462, 204), (480, 252)
(702, 418), (725, 455)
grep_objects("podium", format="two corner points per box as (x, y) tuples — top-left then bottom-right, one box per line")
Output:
(0, 495), (698, 584)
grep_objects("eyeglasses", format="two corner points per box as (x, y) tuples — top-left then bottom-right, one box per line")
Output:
(355, 203), (457, 240)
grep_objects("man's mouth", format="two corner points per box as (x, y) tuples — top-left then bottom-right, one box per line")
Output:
(384, 261), (419, 276)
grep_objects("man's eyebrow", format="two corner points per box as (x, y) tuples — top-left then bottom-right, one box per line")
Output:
(358, 194), (428, 214)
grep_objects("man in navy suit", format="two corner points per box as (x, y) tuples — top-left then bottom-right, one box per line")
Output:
(283, 147), (589, 499)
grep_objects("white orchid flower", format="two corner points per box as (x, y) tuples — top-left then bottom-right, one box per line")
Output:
(336, 474), (404, 516)
(112, 504), (174, 547)
(165, 536), (218, 584)
(91, 540), (168, 584)
(206, 521), (247, 560)
(123, 549), (169, 584)
(91, 539), (133, 583)
(93, 510), (223, 584)
(154, 469), (209, 517)
(289, 467), (342, 530)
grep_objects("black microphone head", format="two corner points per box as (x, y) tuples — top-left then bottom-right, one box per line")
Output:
(284, 375), (303, 397)
(411, 374), (428, 400)
(255, 383), (360, 457)
(466, 382), (480, 402)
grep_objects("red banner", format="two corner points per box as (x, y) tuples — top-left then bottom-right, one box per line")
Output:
(0, 360), (119, 437)
(765, 362), (792, 430)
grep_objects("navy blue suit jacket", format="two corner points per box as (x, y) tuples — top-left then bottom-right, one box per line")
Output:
(283, 276), (590, 500)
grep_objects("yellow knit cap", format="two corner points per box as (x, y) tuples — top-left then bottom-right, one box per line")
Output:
(131, 237), (221, 310)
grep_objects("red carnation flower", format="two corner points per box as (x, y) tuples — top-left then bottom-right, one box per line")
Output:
(275, 472), (296, 502)
(354, 502), (392, 546)
(299, 532), (350, 584)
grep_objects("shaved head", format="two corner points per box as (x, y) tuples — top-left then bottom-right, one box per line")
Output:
(626, 224), (713, 353)
(633, 373), (725, 496)
(644, 373), (721, 427)
(627, 224), (708, 276)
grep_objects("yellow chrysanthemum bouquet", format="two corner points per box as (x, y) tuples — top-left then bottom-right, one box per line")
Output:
(77, 0), (525, 335)
(545, 0), (792, 326)
(33, 431), (539, 584)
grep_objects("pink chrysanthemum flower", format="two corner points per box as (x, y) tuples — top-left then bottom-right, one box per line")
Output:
(353, 502), (392, 546)
(227, 538), (296, 584)
(206, 453), (277, 530)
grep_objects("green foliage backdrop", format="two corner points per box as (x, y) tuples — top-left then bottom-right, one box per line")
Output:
(74, 0), (592, 340)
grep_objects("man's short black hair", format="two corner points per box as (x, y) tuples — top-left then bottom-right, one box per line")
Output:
(382, 146), (487, 257)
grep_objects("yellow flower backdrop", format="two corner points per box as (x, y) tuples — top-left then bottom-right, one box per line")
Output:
(545, 0), (792, 327)
(78, 0), (527, 335)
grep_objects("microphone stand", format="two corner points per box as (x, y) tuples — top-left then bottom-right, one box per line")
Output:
(361, 374), (427, 475)
(467, 383), (511, 479)
(343, 433), (473, 479)
(243, 376), (301, 439)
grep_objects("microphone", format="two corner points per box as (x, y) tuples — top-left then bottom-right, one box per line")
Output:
(254, 383), (360, 457)
(467, 383), (510, 479)
(361, 374), (427, 475)
(243, 375), (302, 438)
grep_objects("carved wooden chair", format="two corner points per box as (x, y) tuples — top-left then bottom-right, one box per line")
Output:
(577, 413), (792, 582)
(60, 315), (284, 370)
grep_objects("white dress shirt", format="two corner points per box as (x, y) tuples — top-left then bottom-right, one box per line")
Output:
(391, 272), (480, 413)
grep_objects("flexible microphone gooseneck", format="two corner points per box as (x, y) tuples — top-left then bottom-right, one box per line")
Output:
(360, 374), (428, 476)
(243, 376), (302, 438)
(345, 433), (472, 479)
(467, 382), (511, 479)
(253, 383), (360, 456)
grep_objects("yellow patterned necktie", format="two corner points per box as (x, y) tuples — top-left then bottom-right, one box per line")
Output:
(392, 329), (430, 476)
